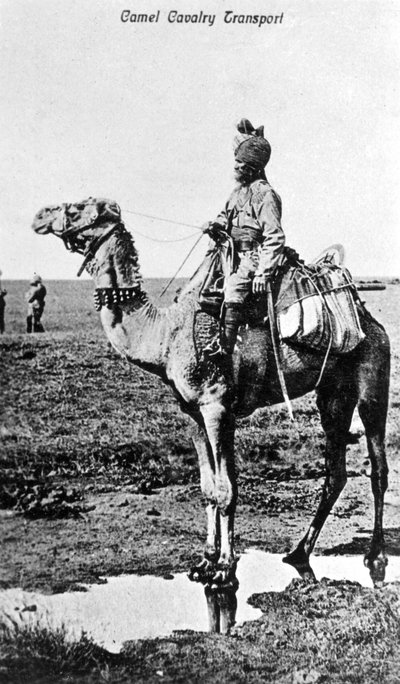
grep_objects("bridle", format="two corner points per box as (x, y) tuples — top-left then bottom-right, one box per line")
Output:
(59, 222), (120, 277)
(60, 220), (141, 310)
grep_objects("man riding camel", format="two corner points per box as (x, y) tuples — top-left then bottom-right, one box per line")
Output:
(202, 118), (286, 354)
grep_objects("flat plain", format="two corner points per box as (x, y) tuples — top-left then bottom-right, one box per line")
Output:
(1, 278), (399, 682)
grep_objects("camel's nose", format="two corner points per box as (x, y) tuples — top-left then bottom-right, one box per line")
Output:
(32, 205), (62, 235)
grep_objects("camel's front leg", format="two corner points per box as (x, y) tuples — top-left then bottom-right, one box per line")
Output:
(189, 425), (219, 582)
(200, 403), (237, 582)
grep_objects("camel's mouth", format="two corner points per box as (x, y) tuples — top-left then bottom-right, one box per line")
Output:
(32, 204), (65, 236)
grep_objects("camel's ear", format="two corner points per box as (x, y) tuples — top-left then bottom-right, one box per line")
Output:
(97, 199), (121, 224)
(32, 205), (64, 235)
(66, 199), (99, 231)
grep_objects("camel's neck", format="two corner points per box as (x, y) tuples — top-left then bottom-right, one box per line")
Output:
(86, 227), (170, 374)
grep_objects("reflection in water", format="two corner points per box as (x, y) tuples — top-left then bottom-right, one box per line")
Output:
(204, 584), (238, 634)
(1, 550), (400, 652)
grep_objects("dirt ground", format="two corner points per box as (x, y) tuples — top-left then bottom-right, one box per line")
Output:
(1, 281), (400, 682)
(1, 282), (399, 593)
(1, 457), (400, 595)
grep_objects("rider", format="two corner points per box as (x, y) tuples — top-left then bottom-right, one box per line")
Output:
(202, 118), (286, 354)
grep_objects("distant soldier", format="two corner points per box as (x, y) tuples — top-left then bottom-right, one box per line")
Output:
(26, 274), (47, 333)
(0, 285), (6, 334)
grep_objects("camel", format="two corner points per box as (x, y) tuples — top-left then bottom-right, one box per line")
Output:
(32, 198), (391, 585)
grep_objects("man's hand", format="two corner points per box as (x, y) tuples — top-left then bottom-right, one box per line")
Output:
(252, 274), (270, 294)
(201, 221), (213, 234)
(201, 221), (227, 242)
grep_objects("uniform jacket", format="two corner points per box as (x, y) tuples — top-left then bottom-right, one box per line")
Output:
(26, 283), (47, 313)
(214, 178), (285, 277)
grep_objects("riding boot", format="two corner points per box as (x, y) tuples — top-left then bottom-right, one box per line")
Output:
(26, 316), (32, 333)
(221, 304), (244, 354)
(203, 303), (244, 358)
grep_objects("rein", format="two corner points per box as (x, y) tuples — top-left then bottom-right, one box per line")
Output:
(67, 216), (205, 304)
(159, 232), (204, 298)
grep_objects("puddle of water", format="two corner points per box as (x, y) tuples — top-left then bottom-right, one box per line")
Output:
(1, 551), (400, 653)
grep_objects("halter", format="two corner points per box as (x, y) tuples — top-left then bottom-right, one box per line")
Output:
(58, 220), (118, 272)
(61, 220), (141, 310)
(74, 224), (120, 277)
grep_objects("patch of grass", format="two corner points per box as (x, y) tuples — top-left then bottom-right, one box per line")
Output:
(0, 623), (112, 683)
(0, 332), (199, 510)
(245, 579), (400, 683)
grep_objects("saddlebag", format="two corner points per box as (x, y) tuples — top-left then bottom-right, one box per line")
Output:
(276, 265), (365, 353)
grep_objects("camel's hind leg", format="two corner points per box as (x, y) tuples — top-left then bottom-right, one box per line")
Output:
(284, 365), (358, 581)
(356, 321), (390, 583)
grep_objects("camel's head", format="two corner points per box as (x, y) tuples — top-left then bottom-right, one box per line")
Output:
(32, 198), (121, 254)
(33, 197), (142, 284)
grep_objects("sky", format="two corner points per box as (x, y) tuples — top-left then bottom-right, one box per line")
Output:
(1, 0), (399, 280)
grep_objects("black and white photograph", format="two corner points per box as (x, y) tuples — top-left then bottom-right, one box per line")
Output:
(1, 0), (399, 681)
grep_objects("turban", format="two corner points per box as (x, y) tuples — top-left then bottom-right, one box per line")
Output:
(233, 118), (271, 168)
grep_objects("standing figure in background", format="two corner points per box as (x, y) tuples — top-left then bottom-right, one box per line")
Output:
(26, 274), (47, 333)
(0, 276), (7, 334)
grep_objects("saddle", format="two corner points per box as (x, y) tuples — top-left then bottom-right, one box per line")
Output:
(199, 244), (365, 355)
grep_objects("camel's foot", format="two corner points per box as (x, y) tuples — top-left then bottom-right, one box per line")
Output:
(188, 557), (237, 589)
(208, 564), (239, 591)
(282, 548), (317, 583)
(188, 557), (217, 584)
(364, 552), (388, 586)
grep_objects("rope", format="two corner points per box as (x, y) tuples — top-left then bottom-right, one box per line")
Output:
(121, 207), (206, 297)
(266, 281), (294, 421)
(159, 233), (204, 298)
(125, 223), (200, 243)
(123, 208), (201, 230)
(299, 267), (333, 388)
